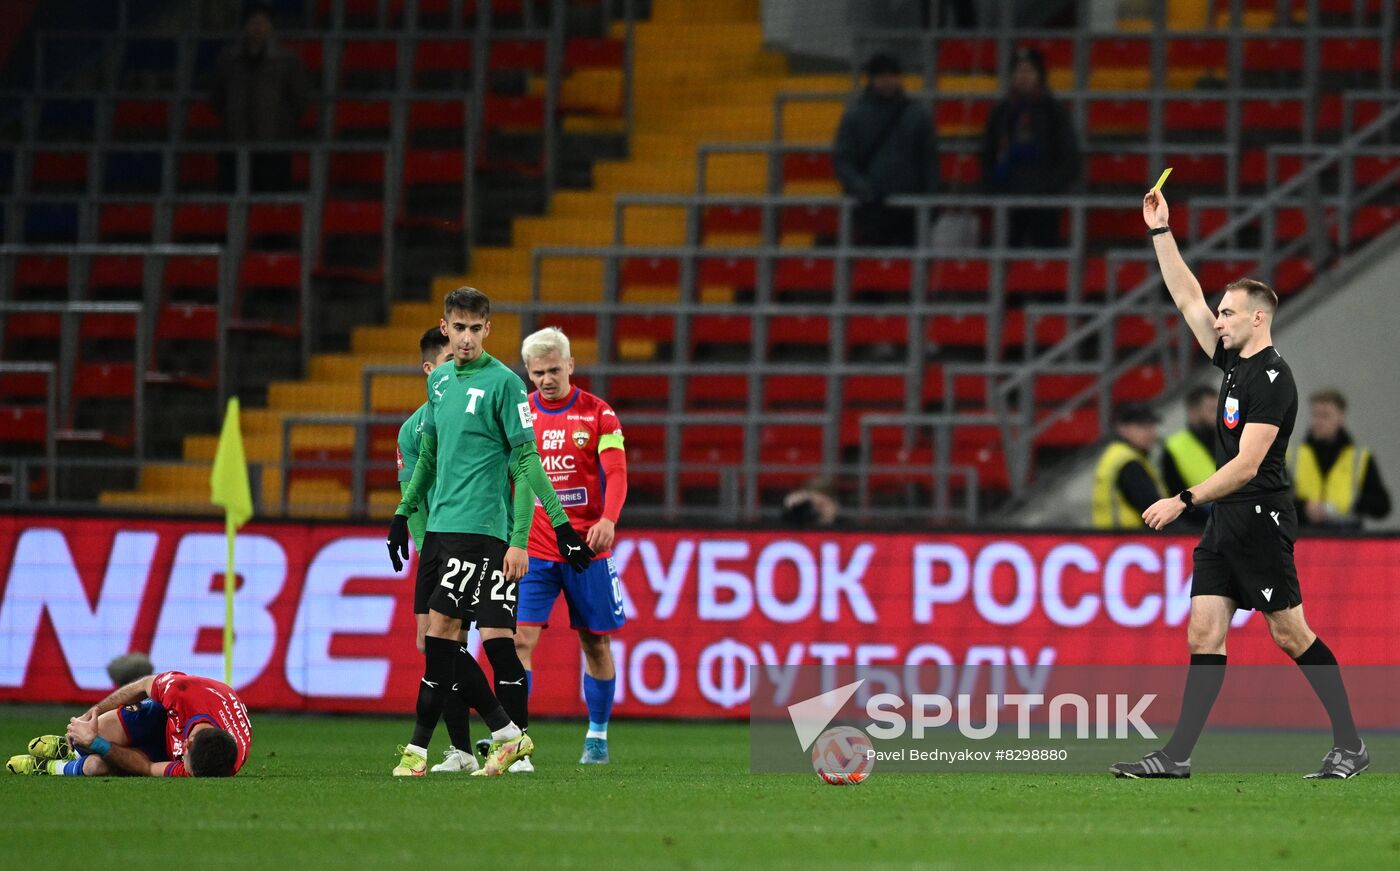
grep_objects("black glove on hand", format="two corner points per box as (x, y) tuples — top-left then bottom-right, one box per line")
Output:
(553, 522), (595, 571)
(387, 514), (410, 572)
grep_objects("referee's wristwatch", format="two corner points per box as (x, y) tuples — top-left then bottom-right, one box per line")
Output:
(1178, 489), (1195, 509)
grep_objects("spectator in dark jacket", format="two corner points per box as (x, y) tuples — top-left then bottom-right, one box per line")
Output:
(211, 2), (309, 190)
(979, 46), (1081, 248)
(834, 53), (939, 248)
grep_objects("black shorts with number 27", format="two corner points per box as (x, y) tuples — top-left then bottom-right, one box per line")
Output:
(1191, 493), (1302, 612)
(421, 531), (517, 629)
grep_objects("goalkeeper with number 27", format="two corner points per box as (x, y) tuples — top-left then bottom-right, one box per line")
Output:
(386, 287), (594, 777)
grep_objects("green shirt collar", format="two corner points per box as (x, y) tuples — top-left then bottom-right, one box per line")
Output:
(454, 351), (493, 375)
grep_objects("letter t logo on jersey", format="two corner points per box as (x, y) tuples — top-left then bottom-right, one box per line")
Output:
(465, 387), (486, 414)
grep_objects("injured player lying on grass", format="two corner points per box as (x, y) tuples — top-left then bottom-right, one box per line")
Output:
(6, 671), (250, 778)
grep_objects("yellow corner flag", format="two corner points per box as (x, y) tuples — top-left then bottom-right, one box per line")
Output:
(210, 397), (253, 685)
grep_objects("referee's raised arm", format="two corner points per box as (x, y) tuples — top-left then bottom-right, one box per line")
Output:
(1144, 190), (1217, 358)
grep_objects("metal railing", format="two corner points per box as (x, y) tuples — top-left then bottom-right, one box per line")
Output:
(0, 300), (148, 460)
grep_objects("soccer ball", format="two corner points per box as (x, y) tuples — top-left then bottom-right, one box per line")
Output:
(811, 726), (874, 785)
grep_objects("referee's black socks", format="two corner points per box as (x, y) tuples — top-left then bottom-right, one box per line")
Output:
(412, 635), (458, 749)
(484, 637), (529, 731)
(1293, 637), (1363, 752)
(1162, 653), (1227, 763)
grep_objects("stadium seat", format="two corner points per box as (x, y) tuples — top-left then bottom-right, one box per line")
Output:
(172, 202), (231, 243)
(99, 202), (156, 242)
(413, 38), (475, 91)
(88, 255), (145, 301)
(333, 99), (393, 140)
(340, 39), (399, 90)
(763, 374), (826, 411)
(112, 100), (170, 141)
(247, 202), (305, 250)
(31, 151), (89, 194)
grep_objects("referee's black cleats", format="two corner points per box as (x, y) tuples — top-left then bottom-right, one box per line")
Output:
(1110, 750), (1190, 779)
(1304, 742), (1369, 779)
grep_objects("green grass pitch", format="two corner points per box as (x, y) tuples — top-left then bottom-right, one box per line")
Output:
(2, 706), (1395, 870)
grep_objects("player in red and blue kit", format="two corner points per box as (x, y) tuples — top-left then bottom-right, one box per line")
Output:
(6, 671), (251, 778)
(515, 327), (628, 766)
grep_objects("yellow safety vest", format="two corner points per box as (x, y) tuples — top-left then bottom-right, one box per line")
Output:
(1163, 429), (1216, 489)
(1291, 443), (1370, 518)
(1093, 441), (1167, 529)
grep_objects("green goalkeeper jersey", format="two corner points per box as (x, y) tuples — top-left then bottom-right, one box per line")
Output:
(416, 352), (535, 539)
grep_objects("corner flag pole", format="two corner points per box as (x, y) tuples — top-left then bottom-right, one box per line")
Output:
(210, 397), (254, 686)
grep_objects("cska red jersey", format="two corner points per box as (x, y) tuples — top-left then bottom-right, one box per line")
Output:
(148, 671), (253, 777)
(527, 387), (624, 560)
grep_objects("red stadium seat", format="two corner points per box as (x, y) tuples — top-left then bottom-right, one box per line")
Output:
(780, 204), (839, 237)
(607, 374), (670, 411)
(333, 99), (392, 140)
(1006, 259), (1068, 295)
(247, 202), (304, 250)
(763, 374), (826, 411)
(0, 406), (48, 445)
(172, 202), (230, 242)
(699, 256), (757, 288)
(851, 258), (913, 295)
(112, 99), (169, 140)
(88, 255), (145, 299)
(489, 38), (547, 72)
(773, 256), (835, 295)
(781, 151), (834, 184)
(844, 374), (905, 408)
(340, 40), (399, 90)
(31, 151), (88, 193)
(413, 38), (474, 90)
(703, 205), (761, 237)
(98, 202), (154, 242)
(685, 374), (748, 410)
(927, 258), (989, 295)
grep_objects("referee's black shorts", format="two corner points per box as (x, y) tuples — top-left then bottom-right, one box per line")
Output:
(1192, 492), (1301, 612)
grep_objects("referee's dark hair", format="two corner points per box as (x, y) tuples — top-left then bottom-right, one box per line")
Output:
(443, 286), (490, 320)
(186, 727), (238, 777)
(420, 325), (448, 362)
(1224, 277), (1279, 315)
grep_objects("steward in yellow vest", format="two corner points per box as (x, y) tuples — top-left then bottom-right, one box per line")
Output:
(1291, 389), (1391, 528)
(1093, 404), (1167, 529)
(1160, 386), (1219, 529)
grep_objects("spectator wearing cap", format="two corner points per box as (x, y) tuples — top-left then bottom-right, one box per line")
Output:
(979, 46), (1082, 248)
(833, 53), (940, 248)
(1290, 388), (1391, 528)
(211, 2), (309, 189)
(1093, 403), (1167, 529)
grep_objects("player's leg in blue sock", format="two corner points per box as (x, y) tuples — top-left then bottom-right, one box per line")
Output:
(580, 632), (616, 734)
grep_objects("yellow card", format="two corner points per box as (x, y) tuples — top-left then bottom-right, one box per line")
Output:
(1151, 167), (1173, 193)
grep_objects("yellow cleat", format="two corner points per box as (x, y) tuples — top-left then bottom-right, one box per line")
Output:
(392, 745), (427, 777)
(471, 733), (534, 777)
(27, 735), (75, 761)
(7, 754), (54, 775)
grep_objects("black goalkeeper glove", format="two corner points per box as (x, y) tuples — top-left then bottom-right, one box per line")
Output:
(553, 522), (595, 571)
(387, 514), (410, 572)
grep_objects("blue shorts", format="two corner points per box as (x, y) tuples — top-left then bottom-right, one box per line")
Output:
(78, 698), (169, 763)
(517, 556), (626, 634)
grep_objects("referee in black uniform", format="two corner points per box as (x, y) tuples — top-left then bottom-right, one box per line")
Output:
(1111, 189), (1368, 780)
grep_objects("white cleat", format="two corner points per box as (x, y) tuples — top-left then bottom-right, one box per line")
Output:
(507, 756), (535, 774)
(431, 747), (480, 774)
